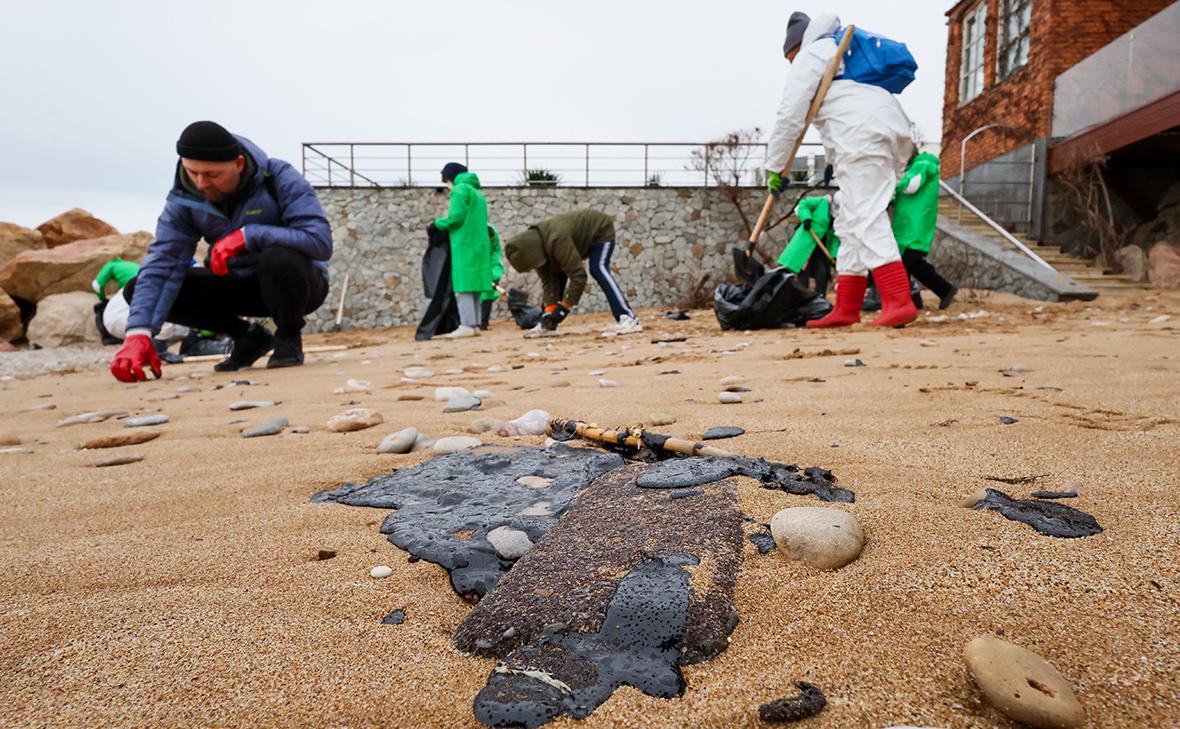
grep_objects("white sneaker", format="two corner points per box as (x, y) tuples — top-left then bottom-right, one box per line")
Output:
(441, 325), (478, 339)
(524, 324), (558, 339)
(603, 315), (642, 336)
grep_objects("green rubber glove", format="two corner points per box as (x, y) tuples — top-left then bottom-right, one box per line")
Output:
(768, 170), (786, 197)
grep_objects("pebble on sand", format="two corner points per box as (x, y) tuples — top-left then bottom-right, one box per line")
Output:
(378, 427), (418, 455)
(443, 394), (482, 413)
(598, 379), (619, 388)
(327, 408), (384, 433)
(770, 507), (865, 570)
(411, 432), (434, 452)
(432, 436), (482, 454)
(243, 417), (289, 438)
(370, 565), (393, 579)
(516, 476), (553, 489)
(0, 435), (21, 446)
(0, 447), (33, 455)
(95, 454), (144, 467)
(333, 379), (373, 393)
(958, 489), (988, 508)
(56, 410), (127, 427)
(498, 410), (551, 436)
(397, 394), (425, 401)
(964, 635), (1086, 728)
(80, 431), (161, 450)
(702, 426), (745, 440)
(403, 367), (434, 379)
(718, 392), (743, 404)
(124, 414), (170, 428)
(469, 417), (506, 435)
(228, 401), (276, 411)
(649, 414), (676, 426)
(486, 526), (534, 560)
(720, 375), (750, 386)
(434, 386), (471, 401)
(473, 389), (494, 399)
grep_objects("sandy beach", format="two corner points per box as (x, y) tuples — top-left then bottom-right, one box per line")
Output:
(2, 288), (1178, 728)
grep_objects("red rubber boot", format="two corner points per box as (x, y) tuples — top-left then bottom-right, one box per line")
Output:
(807, 275), (867, 328)
(867, 261), (918, 328)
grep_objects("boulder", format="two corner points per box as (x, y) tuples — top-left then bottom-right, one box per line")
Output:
(0, 290), (22, 341)
(0, 222), (46, 269)
(1148, 241), (1180, 288)
(1114, 245), (1148, 282)
(36, 208), (118, 248)
(1131, 205), (1180, 249)
(25, 292), (97, 347)
(0, 231), (152, 302)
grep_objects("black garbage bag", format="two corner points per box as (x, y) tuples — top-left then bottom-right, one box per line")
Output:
(507, 287), (543, 330)
(415, 225), (461, 341)
(713, 268), (832, 330)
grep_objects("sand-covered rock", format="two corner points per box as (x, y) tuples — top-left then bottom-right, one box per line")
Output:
(327, 408), (383, 433)
(770, 507), (864, 570)
(25, 292), (96, 347)
(964, 635), (1085, 728)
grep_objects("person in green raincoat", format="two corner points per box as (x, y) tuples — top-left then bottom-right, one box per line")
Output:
(432, 162), (493, 338)
(92, 257), (140, 300)
(778, 196), (840, 297)
(479, 225), (504, 330)
(891, 151), (957, 310)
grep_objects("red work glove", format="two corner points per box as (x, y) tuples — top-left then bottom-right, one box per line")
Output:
(110, 334), (162, 383)
(210, 229), (247, 276)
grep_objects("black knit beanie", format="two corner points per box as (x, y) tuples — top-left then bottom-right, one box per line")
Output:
(440, 162), (468, 182)
(783, 11), (811, 57)
(176, 121), (241, 161)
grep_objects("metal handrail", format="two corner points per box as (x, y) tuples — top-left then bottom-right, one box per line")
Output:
(939, 180), (1056, 272)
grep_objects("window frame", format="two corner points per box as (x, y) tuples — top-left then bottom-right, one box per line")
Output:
(959, 1), (988, 105)
(996, 0), (1032, 81)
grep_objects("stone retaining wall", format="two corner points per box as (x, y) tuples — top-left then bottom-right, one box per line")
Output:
(309, 187), (768, 331)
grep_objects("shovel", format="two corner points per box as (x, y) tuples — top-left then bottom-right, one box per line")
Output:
(733, 26), (857, 283)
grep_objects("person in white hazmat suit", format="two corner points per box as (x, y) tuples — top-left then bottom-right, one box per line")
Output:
(766, 12), (919, 328)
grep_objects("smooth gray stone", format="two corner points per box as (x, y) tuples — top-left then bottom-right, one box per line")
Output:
(444, 394), (482, 413)
(242, 417), (289, 438)
(378, 427), (418, 455)
(228, 400), (276, 411)
(486, 526), (534, 560)
(124, 414), (170, 428)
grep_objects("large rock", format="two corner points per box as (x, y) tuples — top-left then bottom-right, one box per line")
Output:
(1131, 205), (1180, 249)
(964, 635), (1085, 728)
(0, 291), (22, 341)
(0, 222), (46, 269)
(25, 292), (97, 348)
(1114, 245), (1148, 282)
(36, 208), (118, 248)
(770, 506), (865, 570)
(1148, 241), (1180, 288)
(0, 231), (151, 302)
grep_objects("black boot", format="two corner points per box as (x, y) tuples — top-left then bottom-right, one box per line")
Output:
(911, 279), (925, 310)
(939, 285), (959, 310)
(214, 323), (274, 372)
(266, 333), (304, 369)
(861, 285), (882, 312)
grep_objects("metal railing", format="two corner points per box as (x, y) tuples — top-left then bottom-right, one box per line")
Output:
(301, 141), (827, 188)
(940, 180), (1055, 272)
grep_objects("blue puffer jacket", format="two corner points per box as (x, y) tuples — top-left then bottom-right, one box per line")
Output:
(126, 135), (332, 334)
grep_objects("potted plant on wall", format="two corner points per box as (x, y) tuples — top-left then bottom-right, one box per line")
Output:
(522, 169), (561, 187)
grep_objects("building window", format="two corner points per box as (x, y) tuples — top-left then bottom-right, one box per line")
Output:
(997, 0), (1031, 80)
(960, 1), (988, 104)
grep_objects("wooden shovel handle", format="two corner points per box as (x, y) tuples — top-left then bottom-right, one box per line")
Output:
(808, 228), (836, 264)
(749, 25), (856, 246)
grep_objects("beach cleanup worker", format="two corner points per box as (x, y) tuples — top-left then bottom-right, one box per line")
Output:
(892, 151), (958, 310)
(480, 225), (504, 330)
(110, 120), (332, 382)
(778, 196), (840, 297)
(92, 257), (139, 301)
(504, 208), (640, 335)
(767, 12), (919, 328)
(431, 162), (493, 339)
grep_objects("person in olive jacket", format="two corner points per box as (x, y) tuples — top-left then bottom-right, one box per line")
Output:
(503, 208), (640, 335)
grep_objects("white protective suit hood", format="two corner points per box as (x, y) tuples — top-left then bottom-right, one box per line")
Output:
(798, 13), (840, 50)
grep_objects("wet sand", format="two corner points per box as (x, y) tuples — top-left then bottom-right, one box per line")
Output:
(2, 288), (1178, 728)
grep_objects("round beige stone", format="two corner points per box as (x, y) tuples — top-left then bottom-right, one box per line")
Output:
(769, 506), (864, 570)
(964, 635), (1085, 728)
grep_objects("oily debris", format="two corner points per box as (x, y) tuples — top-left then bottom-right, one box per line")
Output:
(972, 488), (1103, 538)
(758, 681), (828, 722)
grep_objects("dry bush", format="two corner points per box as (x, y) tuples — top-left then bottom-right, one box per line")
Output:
(1056, 154), (1124, 269)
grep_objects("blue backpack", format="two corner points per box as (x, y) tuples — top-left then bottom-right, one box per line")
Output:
(832, 26), (918, 94)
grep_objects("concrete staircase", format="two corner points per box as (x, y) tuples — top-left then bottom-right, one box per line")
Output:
(936, 198), (1147, 294)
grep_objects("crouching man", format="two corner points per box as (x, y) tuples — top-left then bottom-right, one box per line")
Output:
(111, 121), (332, 382)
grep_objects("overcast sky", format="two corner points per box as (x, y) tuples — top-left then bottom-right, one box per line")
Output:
(0, 1), (951, 232)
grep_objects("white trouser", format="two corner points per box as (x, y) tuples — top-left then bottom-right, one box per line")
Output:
(831, 150), (910, 276)
(103, 288), (189, 342)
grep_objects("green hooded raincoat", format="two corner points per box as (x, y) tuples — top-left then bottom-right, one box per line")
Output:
(778, 197), (841, 272)
(434, 172), (493, 294)
(482, 225), (504, 302)
(891, 152), (941, 254)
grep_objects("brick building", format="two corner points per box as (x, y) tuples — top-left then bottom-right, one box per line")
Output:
(939, 0), (1180, 252)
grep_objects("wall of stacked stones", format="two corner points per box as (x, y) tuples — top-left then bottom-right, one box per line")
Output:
(308, 187), (760, 332)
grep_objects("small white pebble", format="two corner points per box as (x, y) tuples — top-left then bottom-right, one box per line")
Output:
(370, 565), (393, 579)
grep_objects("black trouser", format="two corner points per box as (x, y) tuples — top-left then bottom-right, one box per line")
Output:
(801, 249), (831, 298)
(901, 248), (954, 299)
(125, 247), (328, 339)
(480, 298), (493, 330)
